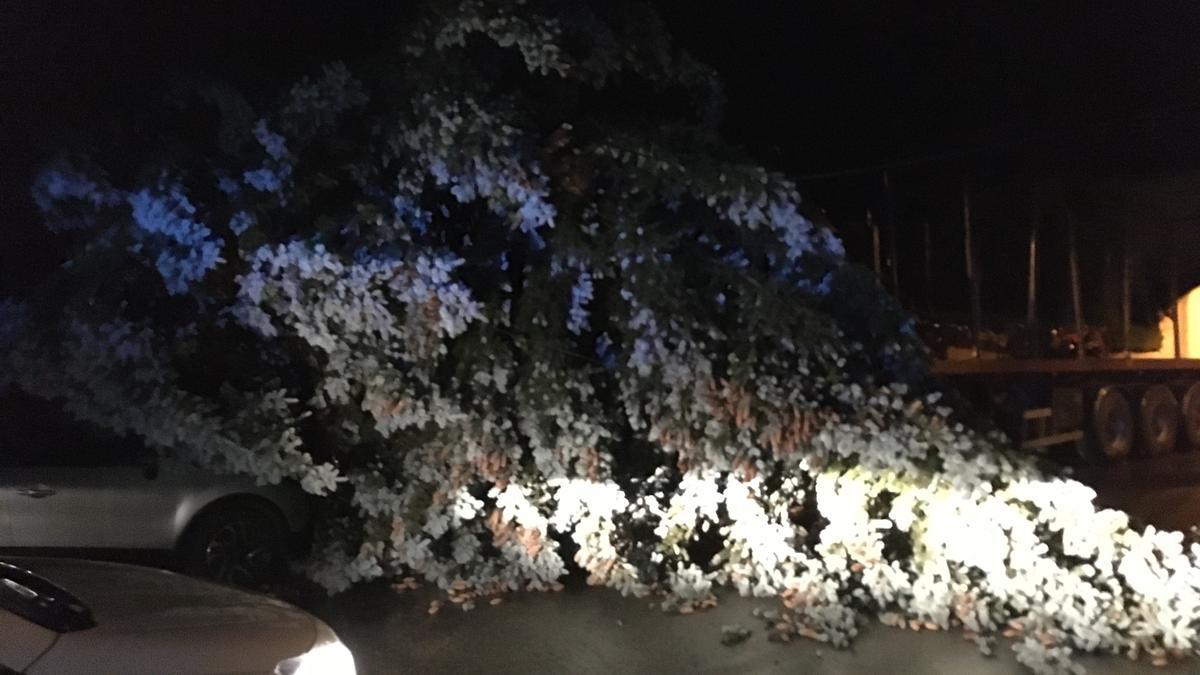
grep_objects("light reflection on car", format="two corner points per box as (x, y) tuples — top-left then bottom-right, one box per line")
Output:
(0, 557), (354, 675)
(0, 389), (310, 586)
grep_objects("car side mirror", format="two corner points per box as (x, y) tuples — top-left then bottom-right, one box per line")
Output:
(141, 452), (159, 480)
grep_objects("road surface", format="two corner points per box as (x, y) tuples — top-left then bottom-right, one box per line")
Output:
(297, 459), (1200, 674)
(306, 584), (1191, 675)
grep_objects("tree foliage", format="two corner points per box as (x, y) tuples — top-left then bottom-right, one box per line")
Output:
(6, 2), (1200, 671)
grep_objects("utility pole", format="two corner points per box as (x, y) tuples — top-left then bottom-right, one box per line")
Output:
(869, 209), (882, 282)
(1171, 230), (1182, 359)
(1067, 212), (1085, 360)
(1026, 215), (1039, 356)
(923, 221), (933, 315)
(883, 171), (900, 298)
(1122, 246), (1131, 360)
(963, 180), (982, 359)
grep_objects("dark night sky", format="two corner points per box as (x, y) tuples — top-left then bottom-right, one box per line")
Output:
(666, 2), (1200, 175)
(4, 1), (1200, 318)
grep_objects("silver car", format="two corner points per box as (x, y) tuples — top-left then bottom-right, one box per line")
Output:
(0, 556), (355, 674)
(0, 390), (310, 585)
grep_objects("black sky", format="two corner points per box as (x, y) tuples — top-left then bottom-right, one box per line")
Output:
(4, 1), (1200, 312)
(669, 3), (1200, 171)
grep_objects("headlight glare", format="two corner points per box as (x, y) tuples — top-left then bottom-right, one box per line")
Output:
(274, 627), (355, 675)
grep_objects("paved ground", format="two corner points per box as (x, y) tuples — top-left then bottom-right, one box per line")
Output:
(297, 458), (1200, 675)
(306, 584), (1192, 675)
(15, 453), (1200, 673)
(1078, 452), (1200, 532)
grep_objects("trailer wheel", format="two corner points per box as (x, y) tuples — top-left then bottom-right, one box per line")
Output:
(1139, 385), (1180, 455)
(1181, 382), (1200, 450)
(1092, 387), (1133, 460)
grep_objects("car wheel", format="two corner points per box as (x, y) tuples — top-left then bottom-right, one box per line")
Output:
(1139, 385), (1180, 455)
(1180, 381), (1200, 450)
(180, 503), (286, 587)
(1091, 386), (1133, 461)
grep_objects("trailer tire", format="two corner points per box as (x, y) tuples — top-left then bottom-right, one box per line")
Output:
(1139, 385), (1180, 455)
(1181, 382), (1200, 450)
(1092, 386), (1133, 460)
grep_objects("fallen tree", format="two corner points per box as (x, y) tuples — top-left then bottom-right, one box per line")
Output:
(4, 2), (1199, 672)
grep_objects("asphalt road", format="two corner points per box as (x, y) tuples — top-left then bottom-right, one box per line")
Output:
(295, 457), (1200, 675)
(1076, 452), (1200, 532)
(13, 452), (1197, 674)
(306, 584), (1192, 675)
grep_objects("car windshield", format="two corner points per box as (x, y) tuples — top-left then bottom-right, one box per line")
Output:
(0, 561), (95, 633)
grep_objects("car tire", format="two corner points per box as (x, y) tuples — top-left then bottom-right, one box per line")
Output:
(1180, 381), (1200, 450)
(1091, 386), (1133, 461)
(179, 502), (286, 587)
(1139, 385), (1180, 455)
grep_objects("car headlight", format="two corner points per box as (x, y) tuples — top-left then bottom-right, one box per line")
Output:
(274, 622), (356, 675)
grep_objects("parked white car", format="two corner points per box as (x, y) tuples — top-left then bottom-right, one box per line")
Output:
(0, 556), (354, 674)
(0, 390), (310, 585)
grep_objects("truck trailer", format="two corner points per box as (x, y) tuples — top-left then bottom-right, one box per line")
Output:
(896, 180), (1200, 466)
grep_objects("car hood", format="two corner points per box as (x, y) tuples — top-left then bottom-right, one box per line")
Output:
(12, 557), (318, 675)
(14, 557), (313, 631)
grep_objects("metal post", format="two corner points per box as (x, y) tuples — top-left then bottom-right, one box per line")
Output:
(1171, 240), (1182, 359)
(1122, 247), (1131, 360)
(870, 209), (882, 281)
(963, 181), (982, 358)
(923, 221), (933, 315)
(1026, 219), (1038, 323)
(1067, 212), (1085, 360)
(1026, 217), (1039, 356)
(884, 171), (900, 297)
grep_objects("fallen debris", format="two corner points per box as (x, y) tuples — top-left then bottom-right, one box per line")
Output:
(721, 624), (753, 647)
